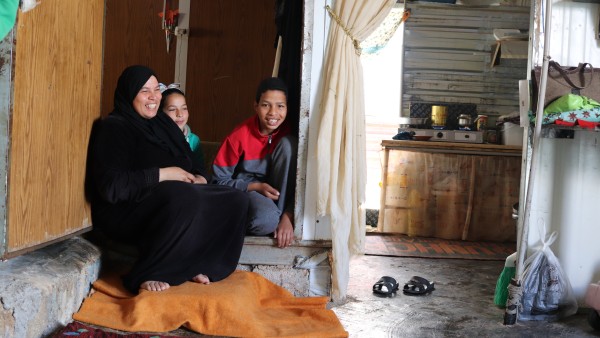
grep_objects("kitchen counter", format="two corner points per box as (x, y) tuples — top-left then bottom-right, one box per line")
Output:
(378, 140), (522, 242)
(381, 140), (522, 156)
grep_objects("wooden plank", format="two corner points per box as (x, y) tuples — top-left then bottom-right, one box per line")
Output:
(405, 51), (490, 63)
(8, 0), (103, 253)
(379, 146), (521, 241)
(381, 140), (522, 155)
(405, 79), (519, 93)
(405, 59), (488, 72)
(377, 146), (391, 231)
(405, 39), (491, 52)
(403, 92), (520, 106)
(407, 18), (529, 30)
(404, 71), (526, 83)
(404, 62), (529, 77)
(403, 84), (521, 95)
(409, 3), (530, 16)
(405, 29), (497, 42)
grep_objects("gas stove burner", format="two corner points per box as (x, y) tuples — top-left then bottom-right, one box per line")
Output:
(431, 130), (483, 143)
(397, 128), (484, 143)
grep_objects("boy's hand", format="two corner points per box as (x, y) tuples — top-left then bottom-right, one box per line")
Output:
(274, 211), (294, 248)
(248, 182), (280, 200)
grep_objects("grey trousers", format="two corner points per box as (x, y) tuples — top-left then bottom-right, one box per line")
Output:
(246, 134), (297, 235)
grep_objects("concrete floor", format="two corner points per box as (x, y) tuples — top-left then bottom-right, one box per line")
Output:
(69, 252), (599, 337)
(7, 236), (597, 337)
(333, 254), (599, 338)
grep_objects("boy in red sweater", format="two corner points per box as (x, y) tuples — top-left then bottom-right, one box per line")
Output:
(212, 78), (296, 248)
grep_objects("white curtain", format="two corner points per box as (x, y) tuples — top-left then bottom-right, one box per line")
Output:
(361, 5), (405, 56)
(315, 0), (396, 301)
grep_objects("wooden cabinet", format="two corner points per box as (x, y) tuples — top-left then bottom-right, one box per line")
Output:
(378, 140), (522, 242)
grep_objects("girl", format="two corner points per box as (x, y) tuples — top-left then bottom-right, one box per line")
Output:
(159, 85), (205, 166)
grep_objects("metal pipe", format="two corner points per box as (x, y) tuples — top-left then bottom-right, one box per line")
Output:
(503, 0), (553, 325)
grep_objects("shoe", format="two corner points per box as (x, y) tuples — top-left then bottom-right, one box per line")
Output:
(403, 276), (435, 296)
(372, 276), (399, 295)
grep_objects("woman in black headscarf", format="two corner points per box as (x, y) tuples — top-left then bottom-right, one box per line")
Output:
(88, 65), (249, 293)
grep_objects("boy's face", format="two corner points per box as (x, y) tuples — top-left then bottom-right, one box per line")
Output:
(163, 92), (188, 131)
(254, 89), (287, 135)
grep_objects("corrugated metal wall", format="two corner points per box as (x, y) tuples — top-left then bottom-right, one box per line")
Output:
(402, 3), (531, 118)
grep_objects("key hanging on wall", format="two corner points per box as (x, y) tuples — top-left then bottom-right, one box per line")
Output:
(158, 0), (179, 53)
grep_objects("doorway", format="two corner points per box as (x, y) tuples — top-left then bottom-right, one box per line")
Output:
(361, 5), (405, 226)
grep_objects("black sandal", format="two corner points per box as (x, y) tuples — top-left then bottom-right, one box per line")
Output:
(403, 276), (435, 296)
(372, 276), (399, 295)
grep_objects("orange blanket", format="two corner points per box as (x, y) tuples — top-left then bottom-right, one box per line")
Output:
(73, 270), (348, 338)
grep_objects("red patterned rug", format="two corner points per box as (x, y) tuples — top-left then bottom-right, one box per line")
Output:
(50, 321), (194, 337)
(365, 234), (515, 261)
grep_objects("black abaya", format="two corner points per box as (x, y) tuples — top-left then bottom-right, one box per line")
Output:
(88, 66), (249, 294)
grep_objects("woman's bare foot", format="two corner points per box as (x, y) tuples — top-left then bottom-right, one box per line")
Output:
(140, 280), (170, 291)
(192, 274), (210, 284)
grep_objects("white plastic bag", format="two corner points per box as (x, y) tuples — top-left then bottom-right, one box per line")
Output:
(519, 222), (578, 321)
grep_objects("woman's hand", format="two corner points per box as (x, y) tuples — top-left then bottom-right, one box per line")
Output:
(248, 182), (280, 200)
(193, 175), (207, 184)
(274, 211), (294, 248)
(159, 167), (196, 183)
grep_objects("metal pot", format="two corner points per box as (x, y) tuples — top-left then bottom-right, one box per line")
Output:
(457, 114), (472, 128)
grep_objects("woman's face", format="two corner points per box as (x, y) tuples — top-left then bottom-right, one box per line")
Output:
(133, 76), (162, 119)
(163, 92), (189, 131)
(254, 89), (287, 135)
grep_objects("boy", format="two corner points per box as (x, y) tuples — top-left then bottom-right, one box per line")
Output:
(212, 77), (296, 248)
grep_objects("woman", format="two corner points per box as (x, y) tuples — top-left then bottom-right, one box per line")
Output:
(88, 65), (249, 293)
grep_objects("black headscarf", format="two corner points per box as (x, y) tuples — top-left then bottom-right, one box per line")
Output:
(110, 65), (189, 158)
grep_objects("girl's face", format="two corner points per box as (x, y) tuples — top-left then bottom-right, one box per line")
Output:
(254, 89), (287, 135)
(163, 92), (189, 131)
(133, 76), (162, 119)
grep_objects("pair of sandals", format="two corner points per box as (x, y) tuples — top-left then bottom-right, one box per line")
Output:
(372, 275), (435, 296)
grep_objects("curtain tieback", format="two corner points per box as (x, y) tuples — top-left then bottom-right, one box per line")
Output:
(325, 5), (361, 56)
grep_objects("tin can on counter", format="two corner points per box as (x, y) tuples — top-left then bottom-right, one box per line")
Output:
(485, 129), (498, 144)
(475, 115), (488, 131)
(431, 105), (448, 128)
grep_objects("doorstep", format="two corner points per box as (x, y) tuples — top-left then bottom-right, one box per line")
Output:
(0, 237), (101, 338)
(239, 237), (333, 297)
(0, 235), (333, 337)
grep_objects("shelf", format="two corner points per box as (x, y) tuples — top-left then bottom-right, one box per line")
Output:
(540, 124), (600, 139)
(381, 139), (522, 156)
